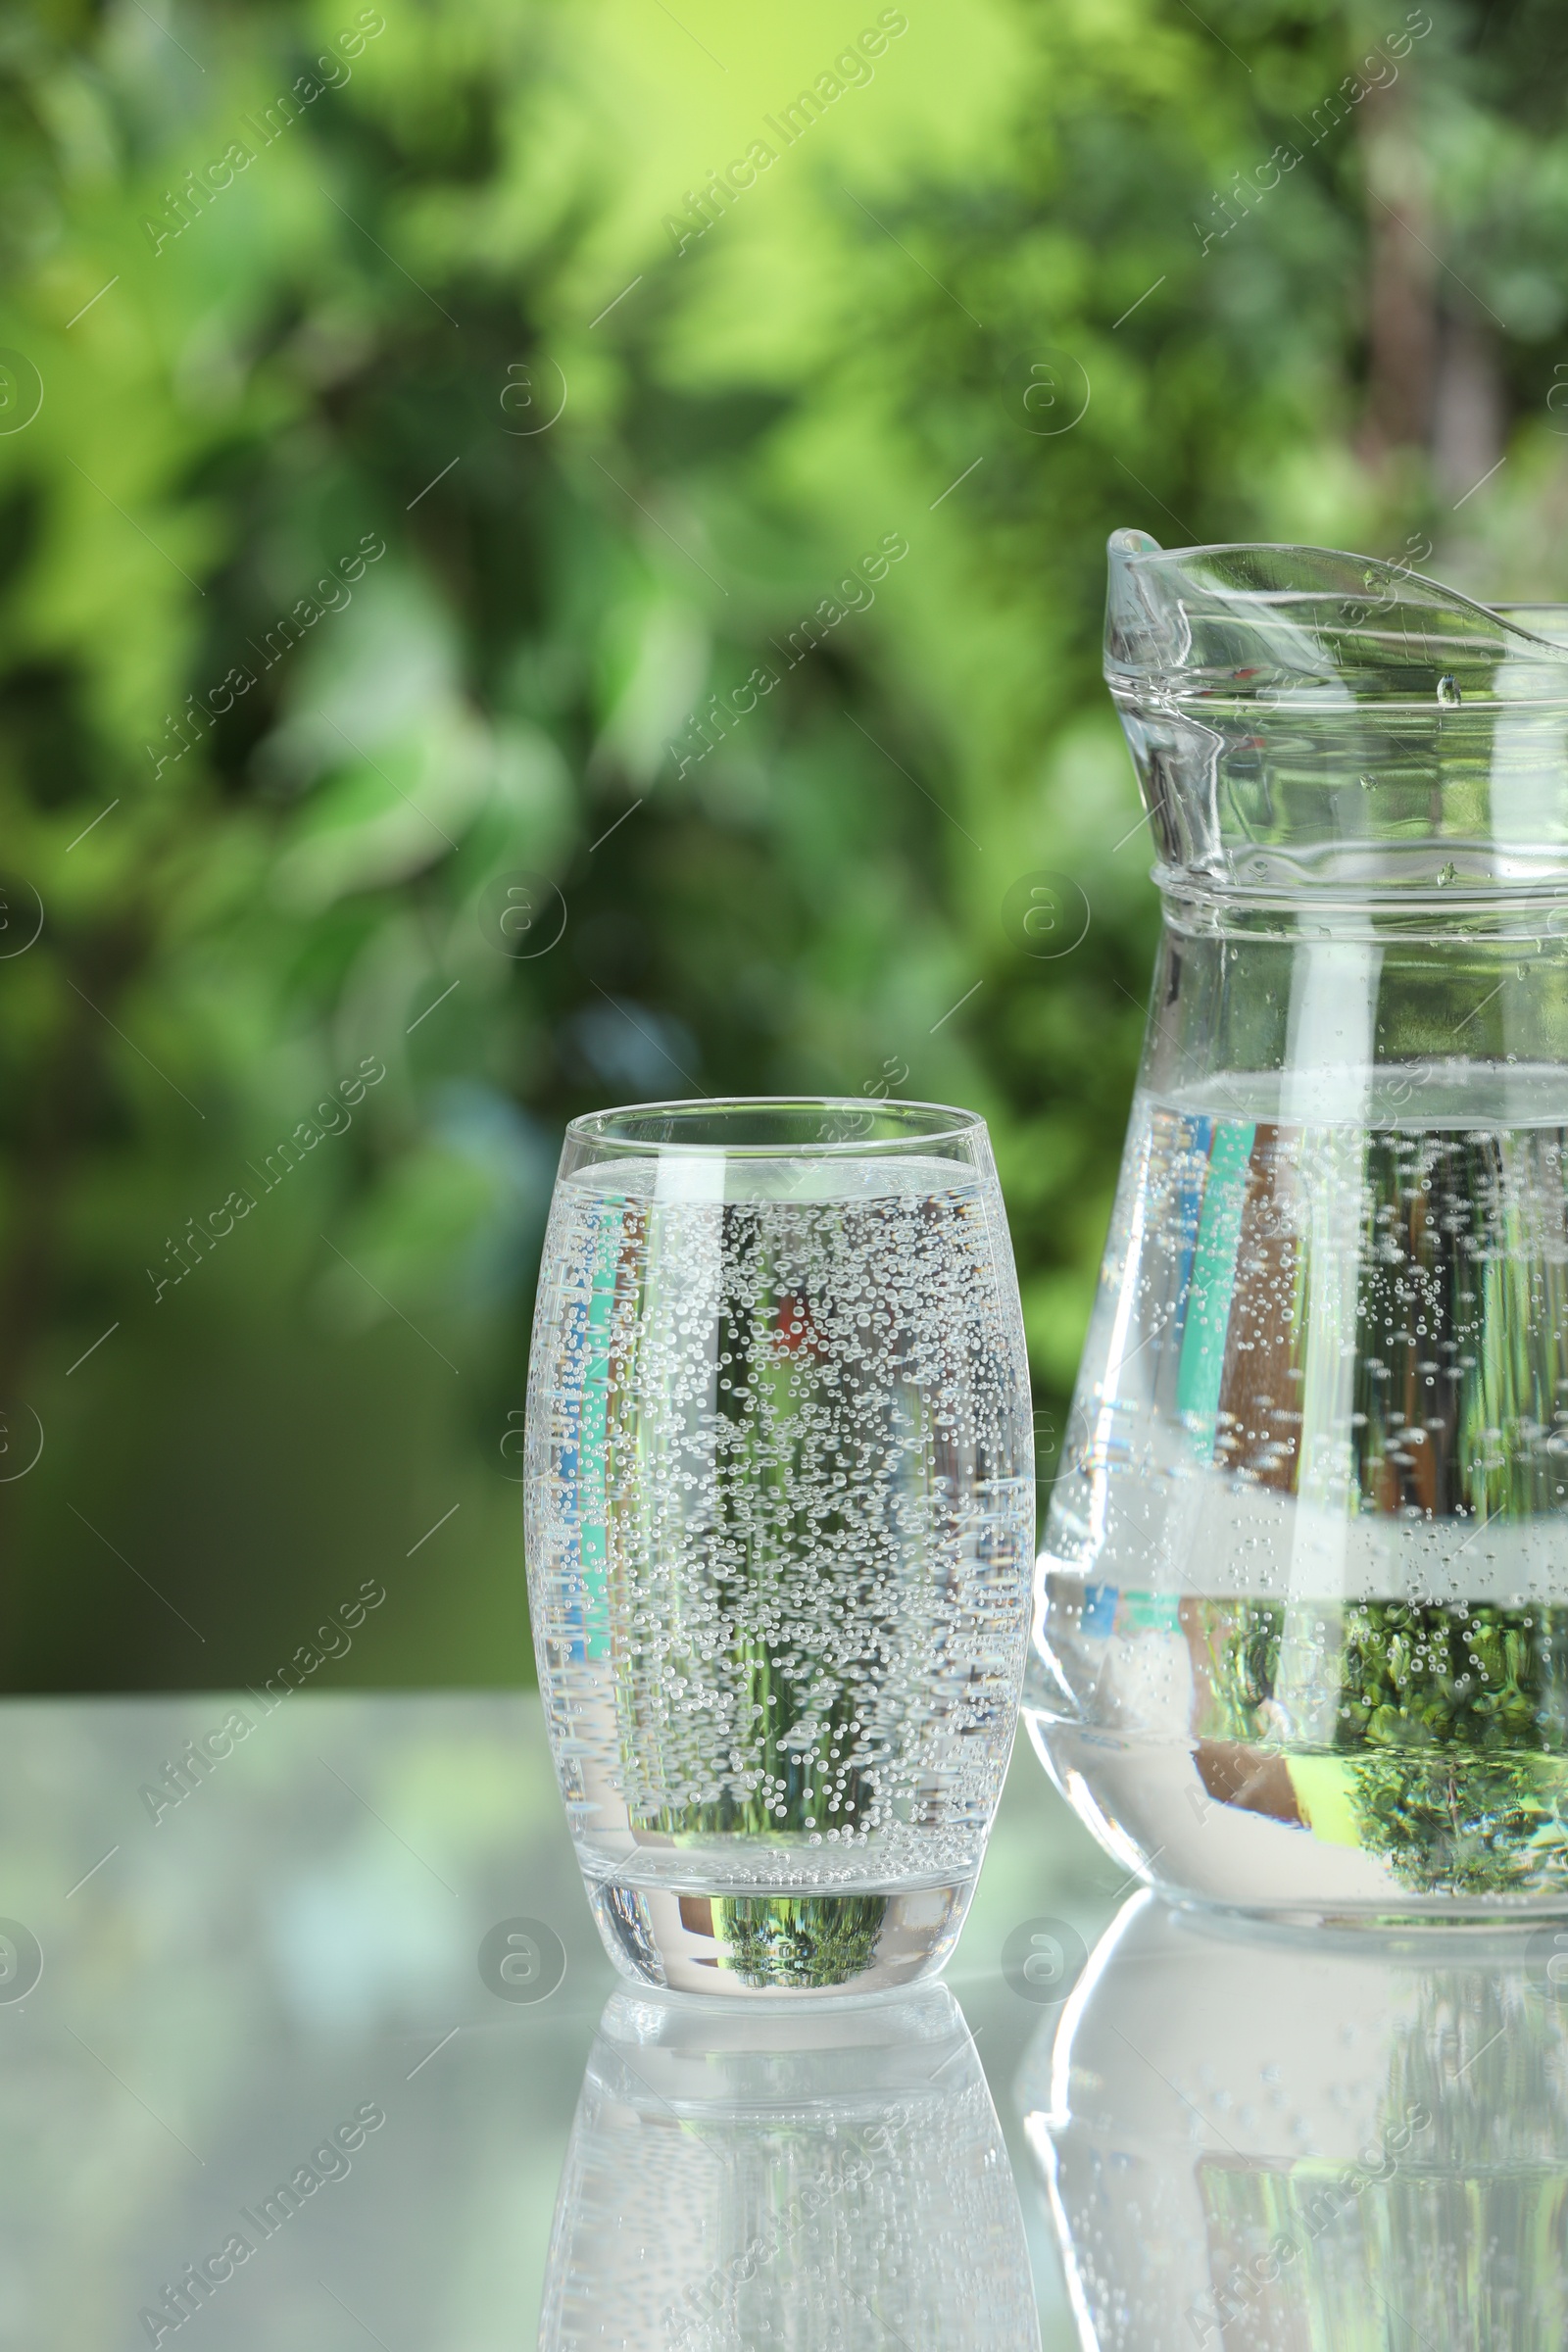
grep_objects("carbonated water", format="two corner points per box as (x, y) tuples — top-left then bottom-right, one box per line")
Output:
(1028, 1062), (1568, 1912)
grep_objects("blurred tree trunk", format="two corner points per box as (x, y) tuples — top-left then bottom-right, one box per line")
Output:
(1357, 75), (1438, 459)
(1357, 66), (1504, 502)
(1431, 311), (1505, 507)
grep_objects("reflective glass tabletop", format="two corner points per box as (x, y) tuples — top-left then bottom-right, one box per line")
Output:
(9, 1692), (1564, 2348)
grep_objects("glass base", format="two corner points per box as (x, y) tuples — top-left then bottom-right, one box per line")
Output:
(1029, 1716), (1568, 1925)
(586, 1873), (975, 1996)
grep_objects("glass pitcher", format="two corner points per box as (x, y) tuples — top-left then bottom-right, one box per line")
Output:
(1025, 529), (1568, 1923)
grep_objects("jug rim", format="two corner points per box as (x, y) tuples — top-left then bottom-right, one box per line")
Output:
(1102, 531), (1568, 908)
(1104, 528), (1568, 707)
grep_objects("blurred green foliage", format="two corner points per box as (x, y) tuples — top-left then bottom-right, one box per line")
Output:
(0, 0), (1565, 1688)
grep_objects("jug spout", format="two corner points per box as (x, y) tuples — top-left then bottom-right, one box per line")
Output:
(1103, 530), (1568, 905)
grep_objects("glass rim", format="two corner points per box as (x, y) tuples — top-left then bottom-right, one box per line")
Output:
(564, 1095), (988, 1156)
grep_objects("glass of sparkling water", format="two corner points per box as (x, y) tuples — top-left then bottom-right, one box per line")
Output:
(525, 1098), (1034, 1996)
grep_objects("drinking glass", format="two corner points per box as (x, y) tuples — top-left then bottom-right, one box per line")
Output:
(1027, 530), (1568, 1923)
(525, 1097), (1033, 1994)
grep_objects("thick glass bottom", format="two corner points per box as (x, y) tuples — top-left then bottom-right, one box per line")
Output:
(1028, 1716), (1568, 1925)
(585, 1872), (975, 1996)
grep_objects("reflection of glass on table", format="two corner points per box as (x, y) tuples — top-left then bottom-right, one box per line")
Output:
(542, 1983), (1040, 2350)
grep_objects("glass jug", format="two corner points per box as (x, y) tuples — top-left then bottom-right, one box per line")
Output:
(1025, 529), (1568, 1923)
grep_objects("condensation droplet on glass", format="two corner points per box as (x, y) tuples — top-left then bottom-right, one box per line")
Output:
(1436, 861), (1457, 887)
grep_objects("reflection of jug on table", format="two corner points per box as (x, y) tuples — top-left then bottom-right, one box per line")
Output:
(540, 1984), (1040, 2350)
(1028, 533), (1568, 1921)
(1017, 1892), (1568, 2349)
